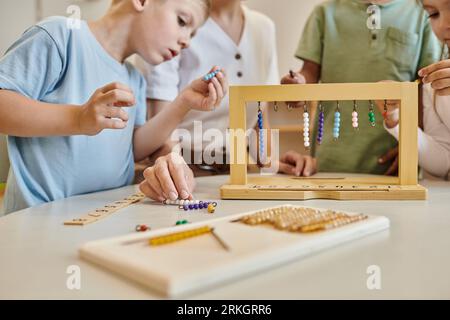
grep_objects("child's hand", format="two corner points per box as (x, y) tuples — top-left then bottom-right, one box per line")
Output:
(280, 70), (306, 85)
(139, 152), (195, 202)
(277, 150), (317, 177)
(280, 70), (307, 108)
(419, 60), (450, 96)
(374, 80), (400, 129)
(378, 146), (399, 176)
(178, 66), (227, 112)
(78, 82), (135, 135)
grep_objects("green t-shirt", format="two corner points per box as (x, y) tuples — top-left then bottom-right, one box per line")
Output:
(295, 0), (441, 174)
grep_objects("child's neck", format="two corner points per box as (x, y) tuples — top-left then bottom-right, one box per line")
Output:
(211, 0), (244, 45)
(88, 12), (134, 64)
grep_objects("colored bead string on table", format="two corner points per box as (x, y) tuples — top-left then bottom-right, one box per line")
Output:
(333, 101), (341, 141)
(317, 102), (324, 145)
(303, 102), (310, 150)
(179, 201), (217, 213)
(257, 101), (265, 165)
(352, 100), (359, 130)
(369, 100), (376, 127)
(163, 199), (217, 213)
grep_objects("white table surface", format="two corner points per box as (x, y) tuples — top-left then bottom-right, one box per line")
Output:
(1, 174), (450, 299)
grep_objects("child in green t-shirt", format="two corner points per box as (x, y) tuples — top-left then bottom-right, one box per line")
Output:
(282, 0), (440, 175)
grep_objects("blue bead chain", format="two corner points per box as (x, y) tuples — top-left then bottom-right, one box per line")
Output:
(258, 102), (264, 163)
(203, 69), (221, 81)
(317, 102), (324, 145)
(333, 101), (341, 140)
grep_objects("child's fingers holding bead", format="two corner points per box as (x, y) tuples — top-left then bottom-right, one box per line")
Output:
(143, 166), (167, 200)
(154, 159), (179, 201)
(139, 180), (164, 203)
(419, 60), (450, 79)
(204, 82), (218, 110)
(215, 71), (228, 97)
(422, 67), (450, 84)
(167, 157), (192, 200)
(211, 77), (223, 107)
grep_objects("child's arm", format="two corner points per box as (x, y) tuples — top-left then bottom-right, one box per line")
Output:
(133, 68), (227, 161)
(0, 82), (135, 137)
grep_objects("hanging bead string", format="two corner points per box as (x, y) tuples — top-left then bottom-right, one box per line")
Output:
(352, 100), (359, 130)
(303, 102), (310, 150)
(383, 100), (388, 120)
(317, 102), (324, 145)
(273, 101), (278, 112)
(257, 101), (265, 165)
(369, 101), (376, 127)
(333, 101), (341, 141)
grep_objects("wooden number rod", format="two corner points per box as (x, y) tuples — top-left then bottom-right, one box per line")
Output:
(64, 193), (145, 226)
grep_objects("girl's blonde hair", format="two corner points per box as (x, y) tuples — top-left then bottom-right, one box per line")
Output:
(112, 0), (211, 17)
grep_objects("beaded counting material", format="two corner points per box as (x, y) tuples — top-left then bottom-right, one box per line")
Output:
(164, 199), (217, 213)
(135, 224), (150, 232)
(317, 102), (324, 145)
(239, 205), (368, 233)
(369, 101), (376, 126)
(333, 101), (341, 140)
(303, 103), (310, 149)
(179, 201), (216, 213)
(352, 101), (359, 130)
(203, 68), (221, 81)
(147, 226), (230, 251)
(223, 82), (425, 200)
(175, 219), (189, 225)
(257, 102), (265, 165)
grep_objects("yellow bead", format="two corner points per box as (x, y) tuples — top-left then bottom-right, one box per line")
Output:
(207, 204), (215, 214)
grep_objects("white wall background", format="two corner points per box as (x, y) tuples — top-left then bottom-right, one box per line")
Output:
(0, 0), (323, 182)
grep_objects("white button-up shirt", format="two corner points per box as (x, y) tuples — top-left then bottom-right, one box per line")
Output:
(141, 6), (279, 153)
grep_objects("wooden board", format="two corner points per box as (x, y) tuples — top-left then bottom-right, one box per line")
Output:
(221, 176), (427, 200)
(79, 205), (389, 297)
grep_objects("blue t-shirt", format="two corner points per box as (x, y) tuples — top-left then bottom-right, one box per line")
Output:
(0, 17), (147, 214)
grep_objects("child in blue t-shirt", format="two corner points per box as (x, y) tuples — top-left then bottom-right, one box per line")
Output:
(0, 0), (227, 214)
